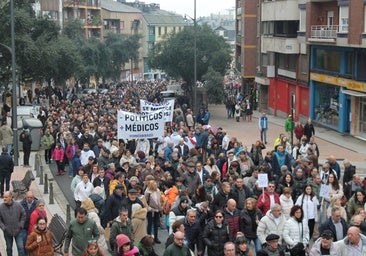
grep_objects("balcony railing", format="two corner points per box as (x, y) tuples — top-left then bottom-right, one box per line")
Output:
(310, 25), (338, 39)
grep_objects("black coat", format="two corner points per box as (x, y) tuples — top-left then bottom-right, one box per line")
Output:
(212, 191), (233, 212)
(231, 185), (251, 210)
(104, 192), (125, 222)
(203, 219), (230, 256)
(319, 216), (348, 241)
(257, 244), (286, 256)
(239, 209), (262, 239)
(0, 152), (14, 174)
(183, 218), (203, 252)
(19, 130), (32, 149)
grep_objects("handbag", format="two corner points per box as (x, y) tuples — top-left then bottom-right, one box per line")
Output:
(289, 242), (304, 255)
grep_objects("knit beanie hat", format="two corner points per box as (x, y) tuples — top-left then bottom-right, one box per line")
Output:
(117, 234), (130, 253)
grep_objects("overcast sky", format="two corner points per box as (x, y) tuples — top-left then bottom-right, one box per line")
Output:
(145, 0), (235, 18)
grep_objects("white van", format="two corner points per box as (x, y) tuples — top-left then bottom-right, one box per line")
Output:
(160, 90), (176, 100)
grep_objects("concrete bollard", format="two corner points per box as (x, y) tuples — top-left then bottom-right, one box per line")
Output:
(39, 166), (44, 185)
(35, 154), (40, 177)
(49, 180), (54, 204)
(66, 204), (71, 226)
(43, 174), (48, 194)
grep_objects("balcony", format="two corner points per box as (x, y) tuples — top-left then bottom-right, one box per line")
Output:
(261, 36), (299, 54)
(262, 0), (298, 21)
(308, 25), (338, 43)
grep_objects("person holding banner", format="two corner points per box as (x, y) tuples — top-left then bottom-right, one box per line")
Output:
(257, 181), (280, 215)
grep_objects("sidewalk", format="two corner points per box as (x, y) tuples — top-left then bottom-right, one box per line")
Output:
(0, 152), (67, 256)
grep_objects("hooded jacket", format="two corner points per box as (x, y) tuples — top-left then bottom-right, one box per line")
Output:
(25, 226), (54, 256)
(110, 216), (134, 251)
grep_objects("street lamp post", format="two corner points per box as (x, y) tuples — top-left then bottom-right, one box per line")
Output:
(0, 0), (19, 165)
(193, 0), (197, 116)
(11, 0), (18, 166)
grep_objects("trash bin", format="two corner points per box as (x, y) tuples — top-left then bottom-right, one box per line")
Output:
(18, 118), (43, 151)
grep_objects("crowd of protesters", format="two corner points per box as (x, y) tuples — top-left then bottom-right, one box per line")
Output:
(1, 79), (365, 256)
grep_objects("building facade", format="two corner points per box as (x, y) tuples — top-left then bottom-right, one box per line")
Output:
(308, 0), (366, 139)
(253, 0), (310, 120)
(236, 0), (257, 97)
(101, 0), (143, 80)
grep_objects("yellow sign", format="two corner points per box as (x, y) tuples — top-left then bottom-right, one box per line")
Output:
(310, 73), (366, 92)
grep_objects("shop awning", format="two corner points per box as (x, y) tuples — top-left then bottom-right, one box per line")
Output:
(342, 90), (366, 97)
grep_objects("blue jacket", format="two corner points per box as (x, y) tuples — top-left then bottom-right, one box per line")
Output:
(259, 117), (268, 129)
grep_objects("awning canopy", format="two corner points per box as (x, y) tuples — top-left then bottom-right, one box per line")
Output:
(342, 90), (366, 97)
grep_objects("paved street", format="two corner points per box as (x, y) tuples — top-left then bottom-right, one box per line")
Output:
(1, 103), (366, 255)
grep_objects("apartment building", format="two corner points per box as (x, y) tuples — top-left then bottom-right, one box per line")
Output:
(253, 0), (310, 120)
(101, 0), (143, 80)
(308, 0), (366, 139)
(235, 0), (258, 96)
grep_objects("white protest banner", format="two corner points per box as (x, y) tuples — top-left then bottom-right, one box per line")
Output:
(117, 109), (165, 140)
(257, 173), (269, 188)
(139, 99), (174, 122)
(319, 184), (331, 198)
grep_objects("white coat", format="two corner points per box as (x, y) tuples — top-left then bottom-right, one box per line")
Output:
(283, 217), (310, 248)
(295, 194), (319, 221)
(257, 209), (286, 245)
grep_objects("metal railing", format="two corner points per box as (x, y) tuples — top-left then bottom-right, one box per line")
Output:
(310, 25), (339, 39)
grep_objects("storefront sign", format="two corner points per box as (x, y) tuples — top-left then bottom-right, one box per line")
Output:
(139, 99), (174, 122)
(117, 110), (165, 139)
(310, 73), (366, 92)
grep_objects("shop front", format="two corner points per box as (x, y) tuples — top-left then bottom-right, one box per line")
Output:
(310, 72), (366, 138)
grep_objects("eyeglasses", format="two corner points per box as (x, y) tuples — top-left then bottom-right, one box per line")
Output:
(322, 236), (332, 240)
(38, 222), (47, 225)
(215, 215), (223, 218)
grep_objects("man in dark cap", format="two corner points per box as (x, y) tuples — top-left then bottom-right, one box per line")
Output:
(181, 161), (201, 198)
(309, 229), (338, 255)
(121, 188), (144, 219)
(97, 147), (111, 170)
(257, 234), (286, 256)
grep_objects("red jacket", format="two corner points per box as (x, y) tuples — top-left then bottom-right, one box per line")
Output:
(257, 191), (280, 215)
(52, 148), (64, 161)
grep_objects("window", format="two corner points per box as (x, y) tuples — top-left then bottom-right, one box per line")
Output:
(357, 51), (366, 81)
(314, 49), (340, 73)
(345, 52), (354, 76)
(277, 54), (297, 71)
(299, 9), (306, 32)
(300, 54), (308, 74)
(339, 6), (349, 32)
(164, 27), (168, 34)
(158, 27), (161, 36)
(149, 26), (155, 35)
(262, 53), (268, 67)
(274, 21), (299, 38)
(262, 21), (274, 35)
